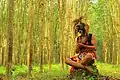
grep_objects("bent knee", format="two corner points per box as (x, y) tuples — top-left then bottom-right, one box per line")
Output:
(81, 55), (93, 65)
(85, 54), (93, 60)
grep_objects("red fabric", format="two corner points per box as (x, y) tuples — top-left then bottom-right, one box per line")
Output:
(83, 40), (97, 59)
(70, 35), (97, 74)
(69, 54), (80, 74)
(70, 67), (74, 74)
(69, 52), (97, 74)
(92, 52), (97, 59)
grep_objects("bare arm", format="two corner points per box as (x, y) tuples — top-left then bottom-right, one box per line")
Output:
(78, 34), (97, 50)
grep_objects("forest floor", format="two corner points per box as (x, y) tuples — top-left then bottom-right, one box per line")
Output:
(0, 62), (120, 80)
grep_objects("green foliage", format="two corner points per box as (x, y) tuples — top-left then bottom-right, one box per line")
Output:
(0, 62), (120, 79)
(89, 0), (111, 61)
(67, 65), (99, 80)
(0, 0), (120, 79)
(12, 65), (28, 78)
(89, 77), (94, 80)
(0, 66), (6, 75)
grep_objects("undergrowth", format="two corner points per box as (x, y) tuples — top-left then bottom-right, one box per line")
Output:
(0, 62), (120, 80)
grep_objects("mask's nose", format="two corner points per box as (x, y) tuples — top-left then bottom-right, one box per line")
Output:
(77, 32), (82, 37)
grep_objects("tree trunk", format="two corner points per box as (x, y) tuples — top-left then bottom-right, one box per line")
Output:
(7, 0), (14, 79)
(39, 0), (46, 72)
(0, 0), (5, 65)
(27, 0), (34, 73)
(58, 0), (66, 70)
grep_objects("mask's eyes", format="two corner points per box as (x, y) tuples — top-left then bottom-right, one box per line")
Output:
(76, 23), (85, 29)
(76, 23), (86, 34)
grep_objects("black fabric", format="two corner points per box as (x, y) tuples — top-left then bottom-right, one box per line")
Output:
(87, 33), (94, 66)
(88, 33), (92, 45)
(88, 59), (95, 66)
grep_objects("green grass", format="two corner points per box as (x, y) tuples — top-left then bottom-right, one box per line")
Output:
(31, 64), (68, 80)
(12, 65), (28, 77)
(96, 62), (120, 78)
(0, 62), (120, 80)
(0, 66), (6, 75)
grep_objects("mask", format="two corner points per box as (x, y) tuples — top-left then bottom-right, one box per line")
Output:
(76, 23), (86, 35)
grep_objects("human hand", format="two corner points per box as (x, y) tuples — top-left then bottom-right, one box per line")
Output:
(77, 43), (84, 47)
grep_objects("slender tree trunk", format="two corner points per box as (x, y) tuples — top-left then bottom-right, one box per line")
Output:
(39, 0), (46, 72)
(0, 0), (5, 65)
(17, 0), (21, 65)
(48, 0), (53, 71)
(7, 0), (14, 79)
(111, 0), (118, 64)
(114, 0), (120, 65)
(22, 0), (28, 65)
(103, 1), (110, 63)
(65, 0), (70, 70)
(116, 0), (120, 65)
(27, 0), (34, 73)
(58, 0), (63, 70)
(108, 0), (117, 64)
(20, 0), (24, 65)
